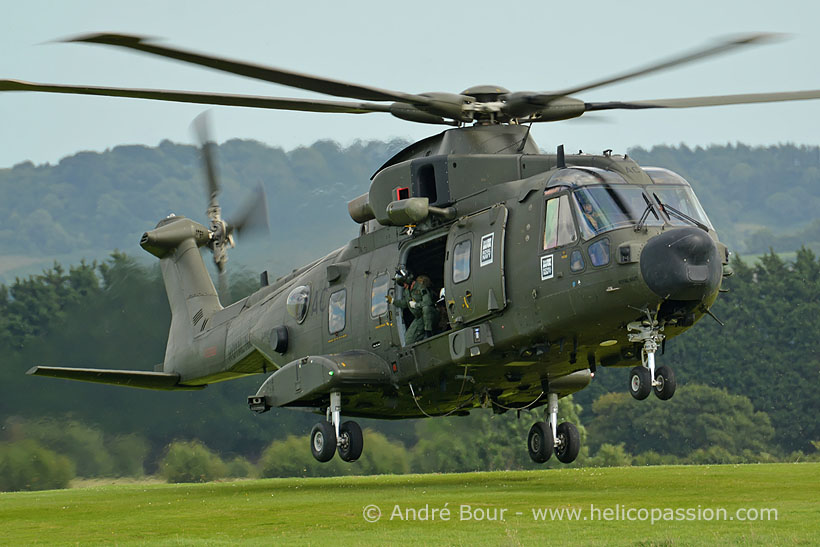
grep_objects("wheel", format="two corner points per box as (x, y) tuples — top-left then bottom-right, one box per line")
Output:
(527, 422), (553, 463)
(338, 421), (364, 462)
(310, 421), (336, 462)
(629, 365), (652, 400)
(555, 422), (580, 464)
(653, 365), (677, 400)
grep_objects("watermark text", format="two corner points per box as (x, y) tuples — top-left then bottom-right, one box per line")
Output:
(362, 503), (778, 524)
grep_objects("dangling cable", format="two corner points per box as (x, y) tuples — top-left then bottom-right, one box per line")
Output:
(409, 368), (474, 418)
(489, 391), (545, 411)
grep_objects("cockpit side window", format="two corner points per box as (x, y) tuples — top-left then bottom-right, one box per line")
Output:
(573, 185), (662, 239)
(543, 194), (578, 250)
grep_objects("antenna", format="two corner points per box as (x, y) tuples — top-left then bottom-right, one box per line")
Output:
(557, 144), (566, 169)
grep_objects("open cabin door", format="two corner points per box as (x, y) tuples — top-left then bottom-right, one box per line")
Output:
(444, 204), (508, 325)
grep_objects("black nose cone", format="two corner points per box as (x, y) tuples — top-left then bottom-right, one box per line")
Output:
(640, 227), (721, 301)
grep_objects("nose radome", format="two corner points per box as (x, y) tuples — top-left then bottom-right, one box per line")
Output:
(640, 227), (722, 301)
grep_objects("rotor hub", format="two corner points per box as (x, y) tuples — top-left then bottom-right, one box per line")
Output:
(460, 85), (510, 103)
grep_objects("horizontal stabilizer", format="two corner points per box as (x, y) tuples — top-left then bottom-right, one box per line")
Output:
(26, 366), (206, 391)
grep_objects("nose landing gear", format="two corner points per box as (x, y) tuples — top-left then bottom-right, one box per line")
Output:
(627, 320), (677, 401)
(309, 391), (364, 463)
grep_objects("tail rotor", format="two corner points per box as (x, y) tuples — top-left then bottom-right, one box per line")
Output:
(191, 111), (269, 303)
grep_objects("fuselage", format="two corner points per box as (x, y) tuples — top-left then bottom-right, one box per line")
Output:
(164, 125), (727, 419)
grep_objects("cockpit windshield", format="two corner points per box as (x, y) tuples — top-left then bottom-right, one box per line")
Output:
(573, 185), (662, 239)
(644, 168), (713, 230)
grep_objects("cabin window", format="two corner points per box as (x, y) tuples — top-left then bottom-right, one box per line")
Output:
(286, 285), (310, 323)
(452, 239), (472, 283)
(543, 194), (577, 250)
(370, 273), (390, 318)
(328, 289), (346, 333)
(588, 238), (611, 267)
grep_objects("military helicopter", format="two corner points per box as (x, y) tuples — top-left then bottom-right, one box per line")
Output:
(12, 32), (820, 465)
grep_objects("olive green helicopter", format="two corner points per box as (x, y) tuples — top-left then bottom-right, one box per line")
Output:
(10, 32), (820, 465)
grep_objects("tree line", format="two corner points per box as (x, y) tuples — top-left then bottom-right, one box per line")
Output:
(1, 250), (818, 490)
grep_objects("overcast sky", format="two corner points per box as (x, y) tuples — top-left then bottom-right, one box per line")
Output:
(2, 0), (819, 168)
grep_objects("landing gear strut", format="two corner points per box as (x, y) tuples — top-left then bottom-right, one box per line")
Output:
(627, 319), (676, 401)
(309, 391), (364, 463)
(528, 393), (580, 464)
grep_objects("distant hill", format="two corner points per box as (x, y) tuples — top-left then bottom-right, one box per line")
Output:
(0, 138), (409, 282)
(2, 139), (819, 282)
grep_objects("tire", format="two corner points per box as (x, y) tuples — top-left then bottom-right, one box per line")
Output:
(528, 422), (553, 463)
(555, 422), (580, 464)
(310, 421), (336, 463)
(629, 366), (652, 400)
(338, 421), (364, 462)
(653, 365), (677, 400)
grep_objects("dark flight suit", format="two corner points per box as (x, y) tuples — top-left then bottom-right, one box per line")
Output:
(394, 284), (436, 344)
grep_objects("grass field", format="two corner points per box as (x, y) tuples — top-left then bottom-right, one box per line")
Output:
(1, 463), (818, 545)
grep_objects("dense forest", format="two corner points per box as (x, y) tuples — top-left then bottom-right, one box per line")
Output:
(1, 139), (819, 489)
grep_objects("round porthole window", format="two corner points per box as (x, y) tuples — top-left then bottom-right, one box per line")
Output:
(286, 285), (310, 323)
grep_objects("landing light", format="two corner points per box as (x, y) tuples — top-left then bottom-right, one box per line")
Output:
(599, 340), (618, 347)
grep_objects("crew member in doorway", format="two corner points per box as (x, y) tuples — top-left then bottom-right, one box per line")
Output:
(388, 271), (436, 344)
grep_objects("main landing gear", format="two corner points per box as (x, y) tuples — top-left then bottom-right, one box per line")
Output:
(528, 393), (581, 464)
(309, 391), (364, 463)
(627, 320), (676, 401)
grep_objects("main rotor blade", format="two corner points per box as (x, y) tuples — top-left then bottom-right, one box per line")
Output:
(65, 33), (433, 106)
(0, 79), (391, 114)
(585, 89), (820, 111)
(546, 33), (781, 101)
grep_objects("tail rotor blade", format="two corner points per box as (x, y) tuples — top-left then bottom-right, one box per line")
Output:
(229, 184), (270, 239)
(217, 265), (231, 305)
(191, 111), (221, 208)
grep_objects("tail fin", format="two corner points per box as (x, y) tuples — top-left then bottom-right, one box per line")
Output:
(141, 215), (222, 372)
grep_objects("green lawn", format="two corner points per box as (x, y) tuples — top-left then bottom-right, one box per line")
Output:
(1, 463), (818, 545)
